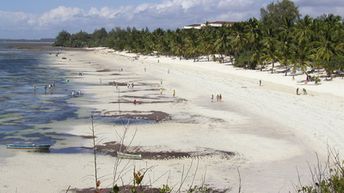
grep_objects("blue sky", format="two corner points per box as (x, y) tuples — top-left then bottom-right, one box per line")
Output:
(0, 0), (343, 39)
(1, 0), (160, 13)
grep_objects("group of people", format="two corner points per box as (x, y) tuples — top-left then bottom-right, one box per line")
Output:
(296, 88), (307, 95)
(127, 82), (135, 89)
(211, 94), (222, 102)
(71, 90), (82, 97)
(39, 81), (56, 95)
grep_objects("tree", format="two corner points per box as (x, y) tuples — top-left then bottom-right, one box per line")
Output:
(312, 14), (344, 77)
(260, 0), (300, 30)
(292, 15), (314, 75)
(54, 30), (71, 46)
(91, 28), (108, 47)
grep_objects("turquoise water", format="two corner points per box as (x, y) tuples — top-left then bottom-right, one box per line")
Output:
(0, 43), (77, 145)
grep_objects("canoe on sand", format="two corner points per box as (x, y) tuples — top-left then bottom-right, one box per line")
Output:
(6, 143), (51, 151)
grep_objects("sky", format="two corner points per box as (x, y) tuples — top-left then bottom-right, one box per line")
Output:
(0, 0), (343, 39)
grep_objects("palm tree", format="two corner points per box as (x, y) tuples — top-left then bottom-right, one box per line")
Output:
(292, 15), (314, 76)
(261, 26), (279, 72)
(312, 15), (344, 77)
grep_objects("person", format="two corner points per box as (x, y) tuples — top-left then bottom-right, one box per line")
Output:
(302, 88), (307, 95)
(259, 80), (262, 86)
(133, 99), (137, 105)
(144, 67), (146, 72)
(216, 94), (219, 102)
(172, 89), (175, 97)
(44, 85), (47, 94)
(131, 82), (134, 88)
(211, 94), (214, 102)
(296, 88), (299, 95)
(219, 94), (222, 101)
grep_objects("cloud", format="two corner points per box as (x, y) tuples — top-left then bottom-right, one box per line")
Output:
(0, 0), (344, 39)
(36, 6), (82, 26)
(293, 0), (344, 17)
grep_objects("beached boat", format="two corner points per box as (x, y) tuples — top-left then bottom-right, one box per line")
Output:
(117, 151), (142, 160)
(6, 143), (51, 151)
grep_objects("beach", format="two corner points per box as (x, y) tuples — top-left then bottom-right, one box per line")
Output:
(1, 47), (344, 193)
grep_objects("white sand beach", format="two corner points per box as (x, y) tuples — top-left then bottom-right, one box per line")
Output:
(1, 48), (344, 193)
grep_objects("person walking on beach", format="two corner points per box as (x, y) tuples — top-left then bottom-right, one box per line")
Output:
(302, 88), (307, 95)
(296, 88), (299, 95)
(259, 80), (262, 86)
(219, 94), (222, 101)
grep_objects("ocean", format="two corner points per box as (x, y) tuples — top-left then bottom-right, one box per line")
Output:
(0, 42), (77, 145)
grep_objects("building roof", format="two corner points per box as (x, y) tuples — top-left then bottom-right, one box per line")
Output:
(206, 21), (236, 25)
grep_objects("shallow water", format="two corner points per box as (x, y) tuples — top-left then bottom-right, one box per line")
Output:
(0, 43), (78, 145)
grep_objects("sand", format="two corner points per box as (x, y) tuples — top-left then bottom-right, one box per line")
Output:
(1, 47), (344, 193)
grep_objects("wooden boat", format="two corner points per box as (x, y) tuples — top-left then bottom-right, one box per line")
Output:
(117, 151), (142, 160)
(6, 143), (51, 151)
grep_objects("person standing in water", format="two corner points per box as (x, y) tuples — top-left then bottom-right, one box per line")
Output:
(33, 85), (37, 94)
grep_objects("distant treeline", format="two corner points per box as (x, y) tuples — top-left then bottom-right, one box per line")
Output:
(55, 0), (344, 77)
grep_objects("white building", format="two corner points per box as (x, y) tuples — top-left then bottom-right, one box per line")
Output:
(183, 21), (237, 29)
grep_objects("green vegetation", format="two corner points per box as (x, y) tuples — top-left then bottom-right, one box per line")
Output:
(297, 153), (344, 193)
(54, 0), (344, 77)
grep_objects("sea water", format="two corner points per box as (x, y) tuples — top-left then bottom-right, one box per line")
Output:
(0, 43), (77, 145)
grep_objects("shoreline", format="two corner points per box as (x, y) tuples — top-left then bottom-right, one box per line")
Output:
(0, 47), (343, 193)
